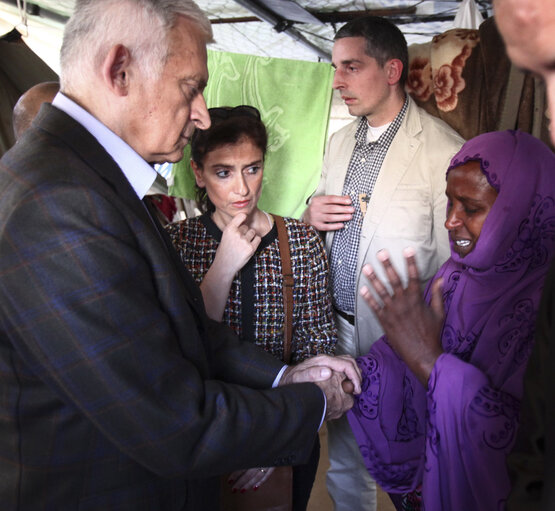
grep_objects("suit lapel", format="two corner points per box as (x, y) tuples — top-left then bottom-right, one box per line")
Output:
(37, 105), (207, 319)
(324, 122), (358, 252)
(357, 100), (422, 271)
(330, 123), (357, 196)
(142, 198), (208, 316)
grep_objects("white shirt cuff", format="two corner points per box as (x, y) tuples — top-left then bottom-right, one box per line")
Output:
(272, 365), (288, 388)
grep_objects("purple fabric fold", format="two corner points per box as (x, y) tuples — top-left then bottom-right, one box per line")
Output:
(347, 130), (555, 511)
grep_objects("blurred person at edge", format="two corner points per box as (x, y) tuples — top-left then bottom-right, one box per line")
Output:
(494, 1), (555, 510)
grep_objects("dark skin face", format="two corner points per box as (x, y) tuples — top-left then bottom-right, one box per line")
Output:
(445, 160), (498, 258)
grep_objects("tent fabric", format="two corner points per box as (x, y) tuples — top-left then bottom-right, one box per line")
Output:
(169, 49), (334, 219)
(453, 0), (484, 29)
(0, 28), (58, 155)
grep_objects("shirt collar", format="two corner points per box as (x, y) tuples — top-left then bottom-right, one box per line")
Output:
(52, 92), (156, 199)
(355, 96), (409, 147)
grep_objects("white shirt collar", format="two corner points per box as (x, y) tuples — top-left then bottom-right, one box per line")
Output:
(366, 120), (391, 143)
(51, 92), (156, 199)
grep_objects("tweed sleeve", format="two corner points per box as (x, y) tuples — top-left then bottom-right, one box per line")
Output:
(165, 217), (217, 285)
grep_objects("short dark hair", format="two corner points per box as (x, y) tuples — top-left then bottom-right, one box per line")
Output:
(191, 106), (267, 212)
(335, 16), (408, 86)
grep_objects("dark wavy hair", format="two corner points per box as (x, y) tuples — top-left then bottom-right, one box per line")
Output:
(191, 106), (268, 212)
(335, 16), (408, 87)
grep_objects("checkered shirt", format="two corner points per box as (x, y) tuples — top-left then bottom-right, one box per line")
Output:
(330, 98), (408, 314)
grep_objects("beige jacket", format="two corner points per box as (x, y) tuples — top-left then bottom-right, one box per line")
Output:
(312, 96), (464, 356)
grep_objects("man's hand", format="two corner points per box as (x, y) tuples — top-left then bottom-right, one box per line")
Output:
(303, 195), (354, 231)
(360, 248), (444, 387)
(279, 354), (362, 395)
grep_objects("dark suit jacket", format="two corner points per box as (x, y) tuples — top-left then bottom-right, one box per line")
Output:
(0, 105), (324, 511)
(507, 260), (555, 511)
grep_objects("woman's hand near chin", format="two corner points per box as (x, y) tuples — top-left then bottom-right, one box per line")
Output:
(217, 212), (261, 276)
(199, 212), (261, 321)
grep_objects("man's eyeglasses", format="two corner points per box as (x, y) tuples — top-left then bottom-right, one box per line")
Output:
(208, 105), (261, 123)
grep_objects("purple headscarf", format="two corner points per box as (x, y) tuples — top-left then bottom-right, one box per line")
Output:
(348, 131), (555, 511)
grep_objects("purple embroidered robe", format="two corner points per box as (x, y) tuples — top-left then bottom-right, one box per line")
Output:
(348, 130), (555, 511)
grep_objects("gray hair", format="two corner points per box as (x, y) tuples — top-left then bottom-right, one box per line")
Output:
(60, 0), (213, 91)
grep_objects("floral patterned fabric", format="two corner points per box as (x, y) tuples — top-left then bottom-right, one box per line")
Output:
(406, 18), (551, 146)
(347, 131), (555, 511)
(408, 29), (479, 113)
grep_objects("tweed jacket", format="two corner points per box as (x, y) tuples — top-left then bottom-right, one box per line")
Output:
(0, 105), (324, 511)
(312, 96), (464, 356)
(167, 214), (337, 363)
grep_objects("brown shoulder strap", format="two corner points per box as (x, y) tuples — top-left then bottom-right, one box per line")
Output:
(273, 215), (294, 365)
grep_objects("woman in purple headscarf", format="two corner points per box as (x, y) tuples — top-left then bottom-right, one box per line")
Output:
(347, 130), (555, 511)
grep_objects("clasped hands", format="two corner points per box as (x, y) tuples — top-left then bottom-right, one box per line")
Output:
(360, 247), (445, 387)
(280, 354), (362, 421)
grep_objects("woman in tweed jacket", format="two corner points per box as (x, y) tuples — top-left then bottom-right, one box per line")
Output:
(166, 106), (337, 511)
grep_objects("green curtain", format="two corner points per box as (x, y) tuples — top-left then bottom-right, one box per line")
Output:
(170, 50), (334, 219)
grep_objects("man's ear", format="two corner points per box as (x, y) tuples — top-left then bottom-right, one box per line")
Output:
(191, 159), (205, 187)
(386, 58), (403, 85)
(101, 44), (132, 96)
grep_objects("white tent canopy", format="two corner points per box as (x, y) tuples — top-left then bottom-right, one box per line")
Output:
(0, 0), (492, 71)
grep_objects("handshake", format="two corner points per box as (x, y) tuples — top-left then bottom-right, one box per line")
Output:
(279, 355), (362, 421)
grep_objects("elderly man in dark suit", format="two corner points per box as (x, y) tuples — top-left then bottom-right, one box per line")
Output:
(0, 1), (360, 510)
